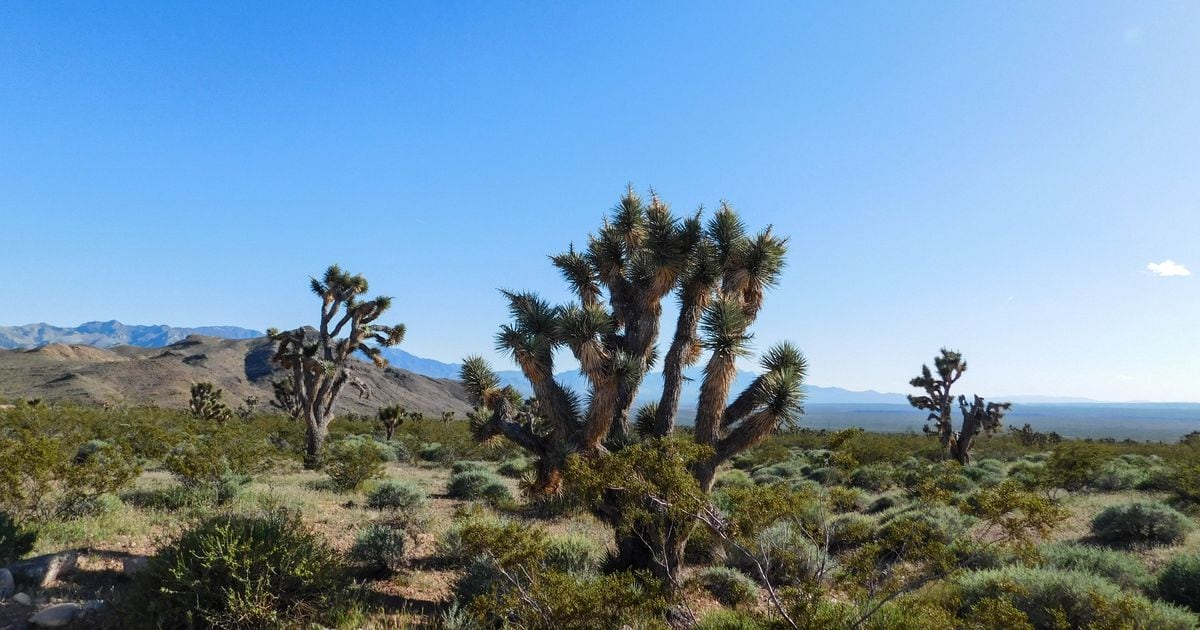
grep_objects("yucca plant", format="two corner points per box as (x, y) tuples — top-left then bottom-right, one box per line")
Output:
(460, 186), (805, 581)
(377, 404), (407, 441)
(188, 382), (232, 423)
(270, 265), (406, 468)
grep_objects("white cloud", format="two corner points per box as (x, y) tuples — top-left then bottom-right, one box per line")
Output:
(1146, 260), (1191, 277)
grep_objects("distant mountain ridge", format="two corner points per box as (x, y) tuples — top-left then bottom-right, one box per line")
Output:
(0, 321), (263, 349)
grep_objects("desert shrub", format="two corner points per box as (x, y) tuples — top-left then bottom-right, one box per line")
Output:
(808, 466), (842, 485)
(389, 440), (412, 463)
(496, 457), (532, 478)
(1168, 463), (1200, 504)
(1045, 442), (1106, 491)
(0, 429), (141, 520)
(691, 566), (759, 609)
(849, 464), (894, 491)
(875, 506), (975, 562)
(324, 438), (385, 491)
(418, 441), (452, 463)
(694, 609), (769, 630)
(827, 486), (868, 512)
(447, 470), (512, 504)
(1090, 501), (1194, 546)
(866, 492), (907, 513)
(333, 434), (396, 462)
(715, 469), (756, 489)
(461, 565), (668, 629)
(1157, 553), (1200, 613)
(437, 513), (547, 568)
(961, 463), (1005, 487)
(127, 510), (349, 628)
(729, 522), (832, 585)
(1093, 458), (1151, 491)
(451, 460), (491, 475)
(349, 523), (409, 574)
(1007, 460), (1046, 488)
(828, 512), (876, 550)
(1038, 542), (1153, 591)
(953, 566), (1197, 630)
(365, 480), (426, 511)
(543, 533), (604, 575)
(0, 511), (36, 564)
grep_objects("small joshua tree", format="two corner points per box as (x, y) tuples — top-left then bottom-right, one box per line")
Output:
(908, 348), (1011, 465)
(461, 187), (805, 581)
(440, 411), (455, 423)
(271, 265), (406, 468)
(189, 382), (232, 423)
(377, 404), (406, 441)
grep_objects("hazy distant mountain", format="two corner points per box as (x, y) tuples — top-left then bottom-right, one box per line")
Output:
(0, 321), (263, 349)
(378, 347), (909, 405)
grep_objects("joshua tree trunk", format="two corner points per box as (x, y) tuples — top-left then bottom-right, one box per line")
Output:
(304, 411), (330, 468)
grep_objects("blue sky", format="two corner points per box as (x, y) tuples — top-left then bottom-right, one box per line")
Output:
(1, 2), (1197, 402)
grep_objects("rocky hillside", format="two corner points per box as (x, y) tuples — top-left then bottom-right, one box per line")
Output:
(0, 335), (472, 416)
(0, 320), (262, 349)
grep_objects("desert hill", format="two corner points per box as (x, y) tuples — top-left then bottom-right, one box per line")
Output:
(0, 334), (472, 416)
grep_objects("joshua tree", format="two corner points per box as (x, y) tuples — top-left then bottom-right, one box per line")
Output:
(440, 411), (455, 423)
(269, 378), (303, 420)
(189, 382), (232, 423)
(908, 348), (1012, 465)
(271, 265), (406, 468)
(460, 187), (805, 579)
(377, 404), (406, 441)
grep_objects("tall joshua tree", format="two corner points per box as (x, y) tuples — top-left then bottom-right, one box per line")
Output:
(377, 404), (406, 441)
(271, 265), (406, 468)
(460, 187), (805, 575)
(908, 348), (1012, 465)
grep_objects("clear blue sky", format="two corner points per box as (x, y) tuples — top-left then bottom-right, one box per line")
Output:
(1, 2), (1197, 402)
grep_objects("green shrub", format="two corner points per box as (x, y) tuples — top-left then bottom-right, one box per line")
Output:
(961, 464), (1005, 487)
(1090, 501), (1194, 546)
(866, 492), (907, 513)
(543, 534), (604, 575)
(849, 464), (894, 491)
(1157, 553), (1200, 613)
(1007, 460), (1046, 488)
(365, 480), (426, 511)
(447, 470), (512, 504)
(437, 513), (546, 568)
(389, 440), (412, 463)
(827, 486), (868, 512)
(349, 523), (409, 574)
(451, 460), (490, 475)
(715, 469), (756, 489)
(1038, 542), (1153, 591)
(828, 512), (876, 550)
(954, 567), (1197, 630)
(1093, 459), (1150, 491)
(808, 466), (842, 485)
(729, 522), (832, 585)
(691, 566), (759, 608)
(0, 511), (36, 564)
(127, 510), (349, 628)
(876, 506), (975, 562)
(694, 609), (769, 630)
(0, 429), (141, 519)
(496, 457), (532, 478)
(1045, 442), (1106, 491)
(418, 442), (451, 463)
(324, 439), (385, 491)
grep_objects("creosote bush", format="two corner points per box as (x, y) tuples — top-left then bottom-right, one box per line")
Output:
(1090, 501), (1194, 546)
(127, 510), (350, 629)
(324, 438), (385, 491)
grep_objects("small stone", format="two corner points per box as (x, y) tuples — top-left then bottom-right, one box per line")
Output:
(0, 568), (14, 599)
(28, 602), (85, 627)
(13, 592), (32, 606)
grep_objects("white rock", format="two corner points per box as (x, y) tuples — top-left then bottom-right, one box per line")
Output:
(0, 567), (14, 599)
(13, 591), (32, 606)
(28, 602), (84, 627)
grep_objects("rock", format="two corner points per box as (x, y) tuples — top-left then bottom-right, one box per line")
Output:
(6, 552), (78, 587)
(121, 556), (149, 576)
(28, 602), (84, 627)
(0, 567), (14, 599)
(13, 591), (32, 606)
